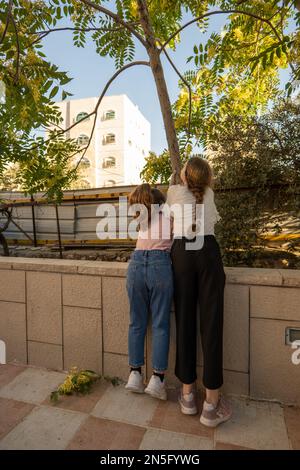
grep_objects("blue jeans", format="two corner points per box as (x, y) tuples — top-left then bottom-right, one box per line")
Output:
(126, 250), (173, 372)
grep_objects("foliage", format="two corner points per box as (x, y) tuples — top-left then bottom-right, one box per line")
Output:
(174, 0), (300, 148)
(50, 367), (101, 402)
(50, 366), (122, 403)
(1, 0), (300, 200)
(208, 99), (300, 266)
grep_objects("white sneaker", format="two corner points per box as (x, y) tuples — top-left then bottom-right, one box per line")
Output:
(125, 371), (144, 393)
(145, 374), (167, 400)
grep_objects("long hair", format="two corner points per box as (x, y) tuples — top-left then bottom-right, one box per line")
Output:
(128, 184), (165, 223)
(184, 157), (213, 204)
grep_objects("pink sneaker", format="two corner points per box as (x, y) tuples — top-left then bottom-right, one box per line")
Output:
(178, 389), (198, 415)
(200, 396), (232, 427)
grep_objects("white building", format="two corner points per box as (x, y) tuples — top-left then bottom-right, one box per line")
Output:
(52, 95), (151, 188)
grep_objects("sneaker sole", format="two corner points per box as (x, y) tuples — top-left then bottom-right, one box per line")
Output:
(179, 399), (198, 415)
(199, 413), (232, 428)
(144, 388), (167, 400)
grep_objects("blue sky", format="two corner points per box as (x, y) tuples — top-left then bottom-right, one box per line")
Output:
(42, 6), (293, 154)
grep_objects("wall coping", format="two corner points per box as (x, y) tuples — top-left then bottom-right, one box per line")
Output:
(0, 256), (299, 287)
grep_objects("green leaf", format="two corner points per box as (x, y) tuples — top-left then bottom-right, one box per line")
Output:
(49, 85), (59, 99)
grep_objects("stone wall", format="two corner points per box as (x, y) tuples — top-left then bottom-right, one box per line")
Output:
(0, 257), (299, 405)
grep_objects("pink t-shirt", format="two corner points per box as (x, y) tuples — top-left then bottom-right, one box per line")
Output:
(135, 210), (172, 251)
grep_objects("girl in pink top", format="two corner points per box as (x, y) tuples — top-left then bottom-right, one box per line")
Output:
(125, 184), (173, 400)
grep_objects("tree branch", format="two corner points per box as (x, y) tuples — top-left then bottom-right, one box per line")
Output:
(158, 41), (192, 147)
(160, 9), (282, 52)
(0, 0), (13, 45)
(79, 0), (147, 47)
(38, 60), (150, 199)
(9, 10), (20, 84)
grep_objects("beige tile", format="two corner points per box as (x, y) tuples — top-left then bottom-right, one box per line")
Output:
(43, 380), (109, 414)
(11, 258), (88, 273)
(28, 342), (63, 370)
(215, 441), (252, 450)
(223, 285), (249, 372)
(91, 383), (159, 426)
(250, 286), (300, 321)
(0, 405), (86, 450)
(139, 428), (213, 450)
(62, 274), (101, 308)
(0, 364), (26, 388)
(0, 397), (34, 439)
(0, 301), (27, 363)
(280, 269), (300, 288)
(216, 397), (291, 450)
(149, 389), (214, 439)
(0, 270), (25, 302)
(67, 416), (146, 450)
(0, 259), (13, 269)
(221, 370), (249, 396)
(0, 367), (66, 404)
(27, 272), (62, 344)
(196, 367), (249, 396)
(250, 318), (300, 405)
(63, 306), (102, 373)
(284, 406), (300, 450)
(103, 352), (129, 382)
(225, 267), (282, 286)
(102, 277), (129, 354)
(77, 261), (128, 277)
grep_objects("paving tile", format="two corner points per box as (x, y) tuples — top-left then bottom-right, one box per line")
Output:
(215, 441), (252, 450)
(0, 405), (86, 450)
(216, 397), (291, 450)
(67, 416), (146, 450)
(0, 367), (66, 404)
(91, 384), (159, 427)
(43, 380), (109, 414)
(0, 397), (34, 439)
(149, 389), (214, 439)
(284, 406), (300, 450)
(139, 428), (213, 450)
(0, 364), (26, 388)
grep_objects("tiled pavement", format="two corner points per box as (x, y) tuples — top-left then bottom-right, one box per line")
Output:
(0, 364), (299, 450)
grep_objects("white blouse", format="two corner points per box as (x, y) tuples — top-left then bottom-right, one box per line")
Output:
(165, 184), (220, 239)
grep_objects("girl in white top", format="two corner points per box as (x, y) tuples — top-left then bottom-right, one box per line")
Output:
(166, 156), (232, 428)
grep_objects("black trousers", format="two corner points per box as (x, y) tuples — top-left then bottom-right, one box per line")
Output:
(171, 235), (225, 390)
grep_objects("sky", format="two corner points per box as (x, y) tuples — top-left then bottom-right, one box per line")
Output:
(41, 4), (294, 154)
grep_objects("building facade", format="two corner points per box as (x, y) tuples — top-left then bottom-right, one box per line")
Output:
(53, 95), (151, 188)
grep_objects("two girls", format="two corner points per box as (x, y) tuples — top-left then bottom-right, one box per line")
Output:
(125, 157), (231, 427)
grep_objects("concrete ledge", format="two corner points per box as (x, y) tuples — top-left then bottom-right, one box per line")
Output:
(1, 257), (300, 287)
(0, 255), (300, 404)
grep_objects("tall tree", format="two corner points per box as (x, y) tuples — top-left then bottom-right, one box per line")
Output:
(1, 0), (300, 197)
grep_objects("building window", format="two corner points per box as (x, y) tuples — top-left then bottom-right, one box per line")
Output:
(105, 179), (116, 187)
(103, 133), (116, 145)
(75, 112), (89, 123)
(104, 110), (115, 120)
(77, 134), (89, 146)
(102, 156), (116, 169)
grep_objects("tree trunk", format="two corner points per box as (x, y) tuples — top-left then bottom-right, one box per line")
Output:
(137, 0), (181, 182)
